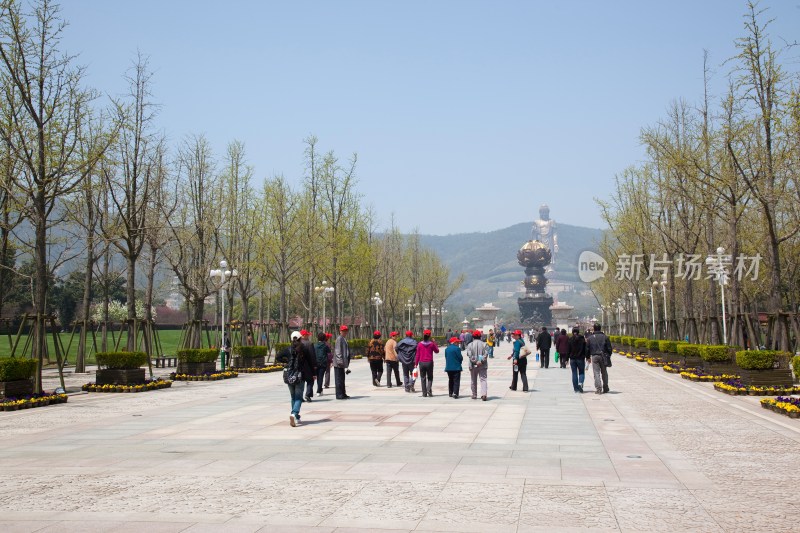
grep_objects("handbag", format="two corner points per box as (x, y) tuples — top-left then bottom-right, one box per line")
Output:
(554, 351), (560, 363)
(535, 352), (540, 362)
(283, 367), (302, 384)
(604, 353), (612, 367)
(520, 346), (532, 358)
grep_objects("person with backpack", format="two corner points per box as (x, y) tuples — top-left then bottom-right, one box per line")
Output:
(284, 331), (314, 427)
(466, 330), (489, 401)
(366, 331), (385, 387)
(586, 323), (612, 394)
(565, 327), (587, 393)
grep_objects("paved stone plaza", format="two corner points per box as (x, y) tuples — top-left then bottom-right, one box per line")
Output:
(1, 341), (799, 532)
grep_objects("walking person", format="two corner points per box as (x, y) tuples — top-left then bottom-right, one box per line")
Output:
(508, 329), (529, 391)
(466, 330), (489, 401)
(285, 331), (313, 427)
(334, 325), (351, 399)
(444, 336), (463, 398)
(300, 330), (317, 402)
(566, 327), (587, 393)
(415, 329), (439, 397)
(314, 332), (330, 395)
(384, 331), (402, 388)
(556, 328), (570, 368)
(487, 329), (496, 358)
(586, 323), (612, 394)
(366, 331), (385, 387)
(396, 330), (418, 392)
(536, 326), (552, 369)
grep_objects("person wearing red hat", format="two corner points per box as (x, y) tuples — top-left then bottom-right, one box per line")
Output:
(444, 336), (463, 398)
(333, 325), (351, 399)
(466, 329), (489, 400)
(367, 331), (385, 387)
(300, 329), (318, 402)
(384, 332), (402, 388)
(414, 329), (439, 397)
(508, 330), (529, 392)
(396, 330), (418, 392)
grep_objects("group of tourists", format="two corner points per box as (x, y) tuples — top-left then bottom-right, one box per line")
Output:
(280, 323), (613, 427)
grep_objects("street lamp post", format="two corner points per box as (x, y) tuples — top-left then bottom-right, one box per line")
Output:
(210, 260), (238, 370)
(314, 281), (335, 333)
(616, 298), (624, 335)
(642, 285), (656, 337)
(405, 299), (415, 331)
(706, 247), (729, 344)
(658, 274), (668, 338)
(372, 292), (383, 332)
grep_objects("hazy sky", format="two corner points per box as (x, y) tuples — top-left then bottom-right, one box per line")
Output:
(58, 1), (799, 235)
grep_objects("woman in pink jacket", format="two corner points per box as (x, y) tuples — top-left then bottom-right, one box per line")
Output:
(415, 329), (439, 397)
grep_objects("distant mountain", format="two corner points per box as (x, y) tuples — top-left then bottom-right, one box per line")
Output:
(421, 222), (605, 323)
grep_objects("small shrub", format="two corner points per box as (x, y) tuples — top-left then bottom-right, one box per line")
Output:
(792, 356), (800, 379)
(348, 338), (369, 350)
(634, 339), (648, 349)
(609, 335), (621, 343)
(273, 342), (290, 354)
(676, 344), (701, 358)
(0, 358), (37, 381)
(736, 350), (791, 370)
(700, 345), (731, 362)
(658, 340), (678, 353)
(232, 345), (268, 357)
(176, 349), (219, 363)
(95, 351), (148, 369)
(647, 340), (660, 351)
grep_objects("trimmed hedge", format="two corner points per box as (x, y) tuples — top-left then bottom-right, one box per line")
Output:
(676, 344), (701, 358)
(658, 340), (678, 353)
(176, 348), (219, 363)
(0, 358), (37, 381)
(348, 338), (369, 350)
(232, 345), (268, 357)
(609, 335), (621, 343)
(634, 339), (648, 349)
(95, 351), (149, 369)
(699, 345), (731, 362)
(647, 340), (660, 350)
(793, 356), (800, 379)
(735, 350), (791, 370)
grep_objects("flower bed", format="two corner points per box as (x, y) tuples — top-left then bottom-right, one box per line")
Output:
(231, 365), (282, 374)
(680, 370), (739, 383)
(760, 397), (800, 418)
(82, 379), (173, 393)
(170, 371), (238, 381)
(1, 393), (68, 411)
(713, 379), (800, 396)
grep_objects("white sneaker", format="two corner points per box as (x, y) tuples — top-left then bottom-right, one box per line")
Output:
(289, 414), (297, 427)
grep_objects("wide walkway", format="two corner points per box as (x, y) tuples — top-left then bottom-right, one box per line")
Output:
(1, 342), (799, 532)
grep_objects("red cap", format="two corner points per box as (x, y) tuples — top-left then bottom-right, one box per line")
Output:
(513, 329), (522, 336)
(373, 330), (381, 337)
(405, 330), (414, 337)
(473, 329), (482, 337)
(390, 331), (399, 337)
(449, 336), (459, 343)
(423, 329), (431, 336)
(325, 332), (333, 339)
(340, 325), (348, 332)
(300, 329), (310, 336)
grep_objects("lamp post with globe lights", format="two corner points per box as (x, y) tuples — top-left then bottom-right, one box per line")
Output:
(314, 281), (335, 333)
(642, 285), (657, 337)
(372, 293), (383, 333)
(209, 260), (238, 370)
(705, 247), (729, 344)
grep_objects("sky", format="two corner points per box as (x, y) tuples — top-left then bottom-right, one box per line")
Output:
(57, 0), (800, 236)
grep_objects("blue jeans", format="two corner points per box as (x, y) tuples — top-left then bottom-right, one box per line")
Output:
(288, 380), (304, 417)
(570, 359), (585, 392)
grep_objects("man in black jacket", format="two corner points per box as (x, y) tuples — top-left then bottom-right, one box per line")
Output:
(586, 323), (612, 394)
(566, 328), (587, 392)
(536, 327), (552, 368)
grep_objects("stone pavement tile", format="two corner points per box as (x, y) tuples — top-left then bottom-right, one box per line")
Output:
(418, 481), (520, 533)
(692, 486), (798, 532)
(518, 484), (618, 531)
(35, 521), (193, 533)
(606, 487), (722, 532)
(0, 521), (57, 533)
(320, 480), (444, 530)
(450, 464), (509, 482)
(254, 527), (334, 533)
